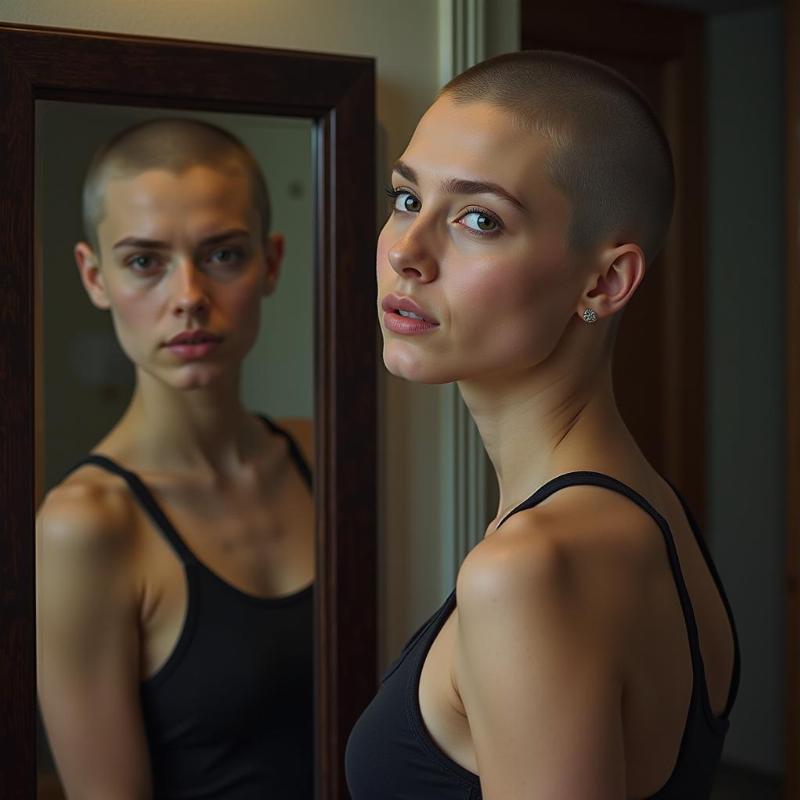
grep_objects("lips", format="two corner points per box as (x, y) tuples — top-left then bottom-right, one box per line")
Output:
(380, 293), (439, 324)
(165, 329), (223, 347)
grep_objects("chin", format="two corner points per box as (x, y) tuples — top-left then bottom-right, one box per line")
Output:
(173, 373), (221, 391)
(177, 359), (239, 390)
(382, 346), (458, 385)
(140, 360), (228, 392)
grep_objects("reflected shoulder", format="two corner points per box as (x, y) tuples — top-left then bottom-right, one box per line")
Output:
(37, 468), (139, 561)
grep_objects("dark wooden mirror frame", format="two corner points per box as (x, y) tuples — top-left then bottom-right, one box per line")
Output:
(0, 23), (376, 799)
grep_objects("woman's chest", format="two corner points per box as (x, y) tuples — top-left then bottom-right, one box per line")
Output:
(418, 608), (479, 775)
(142, 468), (314, 594)
(132, 474), (314, 678)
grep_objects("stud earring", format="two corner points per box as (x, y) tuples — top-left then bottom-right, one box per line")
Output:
(582, 308), (598, 324)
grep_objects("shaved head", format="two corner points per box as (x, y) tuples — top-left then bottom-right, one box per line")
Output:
(82, 118), (271, 249)
(441, 51), (674, 263)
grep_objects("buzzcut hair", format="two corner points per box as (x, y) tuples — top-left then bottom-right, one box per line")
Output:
(440, 50), (675, 263)
(82, 117), (271, 249)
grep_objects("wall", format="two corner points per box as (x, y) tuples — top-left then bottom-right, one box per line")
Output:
(707, 3), (785, 775)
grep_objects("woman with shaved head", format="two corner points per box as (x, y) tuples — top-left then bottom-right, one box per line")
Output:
(346, 51), (739, 799)
(37, 118), (315, 799)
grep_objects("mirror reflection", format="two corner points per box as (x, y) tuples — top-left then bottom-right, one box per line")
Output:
(35, 103), (317, 799)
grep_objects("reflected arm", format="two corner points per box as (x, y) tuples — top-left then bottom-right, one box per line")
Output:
(36, 482), (153, 800)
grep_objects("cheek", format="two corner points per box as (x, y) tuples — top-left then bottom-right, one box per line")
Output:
(104, 290), (158, 364)
(229, 276), (262, 312)
(448, 249), (572, 357)
(224, 278), (263, 345)
(106, 286), (158, 335)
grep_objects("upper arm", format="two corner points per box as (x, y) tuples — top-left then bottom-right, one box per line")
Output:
(454, 517), (643, 800)
(37, 483), (153, 800)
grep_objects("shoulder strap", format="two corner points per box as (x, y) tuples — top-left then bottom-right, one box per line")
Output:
(256, 415), (313, 490)
(664, 479), (741, 716)
(497, 471), (708, 695)
(63, 454), (195, 564)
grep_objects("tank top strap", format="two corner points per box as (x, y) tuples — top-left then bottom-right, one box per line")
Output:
(497, 471), (708, 691)
(664, 479), (741, 716)
(63, 454), (195, 564)
(256, 415), (313, 490)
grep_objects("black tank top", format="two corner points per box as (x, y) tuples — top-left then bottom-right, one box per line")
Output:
(64, 415), (314, 800)
(345, 471), (741, 800)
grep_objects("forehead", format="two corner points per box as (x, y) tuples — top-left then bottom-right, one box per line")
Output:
(100, 163), (256, 232)
(401, 97), (555, 193)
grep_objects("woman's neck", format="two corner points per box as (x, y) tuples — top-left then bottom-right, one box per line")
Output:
(458, 350), (634, 531)
(113, 369), (265, 479)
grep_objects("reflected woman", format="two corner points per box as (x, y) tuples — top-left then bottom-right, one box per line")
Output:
(37, 119), (315, 799)
(347, 52), (740, 799)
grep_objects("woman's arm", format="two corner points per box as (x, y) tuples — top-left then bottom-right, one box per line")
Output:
(454, 511), (649, 800)
(37, 483), (153, 800)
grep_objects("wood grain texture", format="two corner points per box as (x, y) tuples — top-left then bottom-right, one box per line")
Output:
(0, 23), (376, 800)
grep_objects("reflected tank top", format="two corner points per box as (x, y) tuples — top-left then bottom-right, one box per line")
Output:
(345, 471), (740, 800)
(63, 415), (314, 800)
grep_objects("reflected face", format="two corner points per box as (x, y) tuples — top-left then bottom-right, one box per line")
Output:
(377, 97), (587, 385)
(81, 164), (278, 390)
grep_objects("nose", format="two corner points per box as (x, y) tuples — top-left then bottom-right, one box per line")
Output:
(171, 260), (210, 317)
(385, 219), (439, 283)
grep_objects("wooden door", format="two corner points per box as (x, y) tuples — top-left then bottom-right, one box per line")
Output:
(522, 1), (707, 524)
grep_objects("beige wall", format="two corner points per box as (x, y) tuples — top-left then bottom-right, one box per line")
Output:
(4, 0), (440, 166)
(7, 0), (520, 666)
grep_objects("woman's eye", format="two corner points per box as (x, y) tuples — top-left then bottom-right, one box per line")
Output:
(127, 254), (159, 271)
(208, 247), (244, 266)
(459, 210), (500, 234)
(388, 189), (421, 214)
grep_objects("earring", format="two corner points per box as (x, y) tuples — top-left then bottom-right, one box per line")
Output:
(582, 308), (598, 324)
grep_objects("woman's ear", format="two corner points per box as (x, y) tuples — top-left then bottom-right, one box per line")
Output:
(262, 232), (285, 297)
(74, 242), (112, 310)
(576, 244), (646, 322)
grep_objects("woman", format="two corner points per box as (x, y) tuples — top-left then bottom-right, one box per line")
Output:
(346, 51), (739, 799)
(37, 118), (315, 799)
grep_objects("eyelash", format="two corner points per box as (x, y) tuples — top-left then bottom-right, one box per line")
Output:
(385, 186), (503, 236)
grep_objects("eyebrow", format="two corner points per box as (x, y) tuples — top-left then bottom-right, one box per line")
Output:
(392, 159), (527, 213)
(112, 228), (252, 250)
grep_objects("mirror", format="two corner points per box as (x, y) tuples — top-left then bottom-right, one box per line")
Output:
(0, 24), (377, 800)
(36, 103), (315, 492)
(35, 102), (316, 799)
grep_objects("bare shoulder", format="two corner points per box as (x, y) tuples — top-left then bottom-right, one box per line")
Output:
(451, 488), (667, 796)
(456, 491), (666, 643)
(37, 466), (139, 563)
